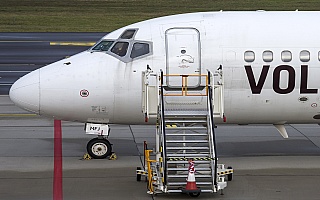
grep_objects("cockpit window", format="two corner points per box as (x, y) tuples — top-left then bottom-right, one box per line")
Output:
(130, 43), (150, 58)
(92, 40), (114, 51)
(91, 29), (151, 62)
(111, 42), (129, 57)
(120, 29), (137, 39)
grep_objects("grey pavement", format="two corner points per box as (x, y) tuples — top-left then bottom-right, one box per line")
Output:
(0, 33), (106, 95)
(1, 96), (320, 199)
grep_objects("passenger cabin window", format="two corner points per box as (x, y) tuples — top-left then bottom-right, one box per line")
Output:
(281, 50), (292, 62)
(300, 50), (310, 62)
(263, 50), (273, 62)
(120, 29), (137, 39)
(92, 40), (114, 51)
(244, 51), (255, 62)
(130, 43), (150, 58)
(111, 42), (129, 57)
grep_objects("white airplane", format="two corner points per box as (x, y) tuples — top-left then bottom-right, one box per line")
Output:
(9, 11), (320, 159)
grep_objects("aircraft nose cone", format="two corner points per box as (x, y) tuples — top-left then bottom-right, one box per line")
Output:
(9, 70), (40, 114)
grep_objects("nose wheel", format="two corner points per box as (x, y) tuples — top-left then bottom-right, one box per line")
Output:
(86, 138), (112, 159)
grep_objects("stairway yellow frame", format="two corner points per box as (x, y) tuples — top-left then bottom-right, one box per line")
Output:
(145, 149), (157, 193)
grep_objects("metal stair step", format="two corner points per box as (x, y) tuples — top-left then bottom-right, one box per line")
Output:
(168, 174), (212, 178)
(167, 160), (212, 164)
(166, 140), (208, 143)
(165, 119), (207, 123)
(164, 111), (207, 118)
(166, 146), (209, 150)
(166, 133), (208, 136)
(165, 115), (207, 119)
(167, 189), (214, 193)
(165, 109), (207, 114)
(167, 167), (211, 171)
(165, 126), (207, 130)
(167, 153), (210, 157)
(167, 182), (213, 186)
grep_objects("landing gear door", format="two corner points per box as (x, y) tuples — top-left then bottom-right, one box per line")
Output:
(165, 28), (201, 88)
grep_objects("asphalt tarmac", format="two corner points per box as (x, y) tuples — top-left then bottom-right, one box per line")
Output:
(0, 33), (106, 95)
(1, 33), (320, 199)
(1, 96), (320, 200)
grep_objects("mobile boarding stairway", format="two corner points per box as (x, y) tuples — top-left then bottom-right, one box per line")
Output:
(137, 68), (233, 197)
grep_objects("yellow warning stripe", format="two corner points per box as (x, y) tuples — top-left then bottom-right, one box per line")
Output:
(50, 42), (95, 46)
(167, 157), (215, 161)
(217, 169), (234, 176)
(136, 170), (148, 175)
(166, 124), (177, 128)
(136, 170), (157, 176)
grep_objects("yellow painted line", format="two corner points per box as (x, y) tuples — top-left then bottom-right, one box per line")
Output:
(0, 41), (47, 43)
(0, 113), (38, 117)
(50, 42), (95, 46)
(0, 41), (95, 46)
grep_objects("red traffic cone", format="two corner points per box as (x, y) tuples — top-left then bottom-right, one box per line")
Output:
(182, 159), (201, 196)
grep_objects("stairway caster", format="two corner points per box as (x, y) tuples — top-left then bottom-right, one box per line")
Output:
(227, 166), (233, 181)
(87, 138), (112, 159)
(182, 188), (201, 198)
(136, 167), (142, 181)
(189, 192), (201, 197)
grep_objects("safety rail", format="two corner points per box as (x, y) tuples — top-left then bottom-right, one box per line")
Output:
(207, 70), (218, 191)
(159, 70), (168, 187)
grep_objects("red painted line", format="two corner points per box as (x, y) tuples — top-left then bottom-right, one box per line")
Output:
(53, 120), (63, 200)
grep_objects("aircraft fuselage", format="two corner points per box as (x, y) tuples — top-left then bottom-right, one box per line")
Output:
(9, 11), (320, 125)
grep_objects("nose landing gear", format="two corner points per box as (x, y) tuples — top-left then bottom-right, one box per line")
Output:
(85, 123), (112, 159)
(87, 137), (112, 159)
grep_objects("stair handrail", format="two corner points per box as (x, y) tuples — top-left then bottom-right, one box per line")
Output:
(159, 70), (168, 186)
(207, 70), (218, 190)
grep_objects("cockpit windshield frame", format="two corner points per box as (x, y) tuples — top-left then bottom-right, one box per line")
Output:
(91, 40), (114, 51)
(89, 28), (153, 63)
(119, 29), (138, 39)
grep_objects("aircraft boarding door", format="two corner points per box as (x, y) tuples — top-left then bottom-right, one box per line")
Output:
(165, 28), (201, 88)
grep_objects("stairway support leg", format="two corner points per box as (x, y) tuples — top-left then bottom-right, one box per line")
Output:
(156, 128), (161, 161)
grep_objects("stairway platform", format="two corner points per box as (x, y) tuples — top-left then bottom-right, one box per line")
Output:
(164, 110), (207, 117)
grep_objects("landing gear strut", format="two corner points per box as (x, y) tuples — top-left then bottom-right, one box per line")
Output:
(85, 123), (112, 159)
(87, 137), (112, 159)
